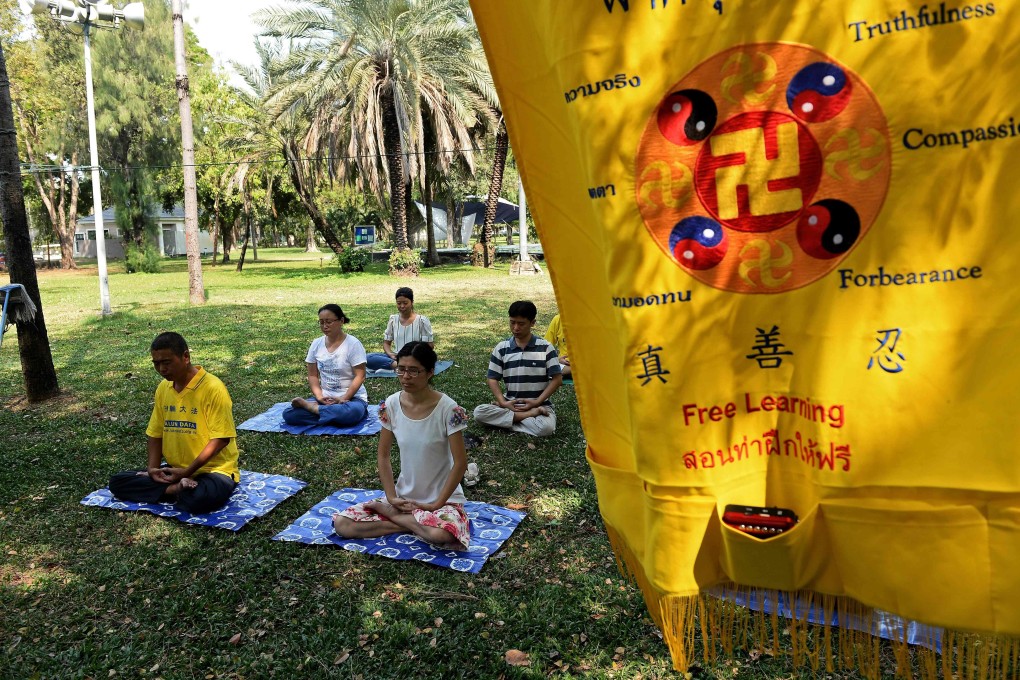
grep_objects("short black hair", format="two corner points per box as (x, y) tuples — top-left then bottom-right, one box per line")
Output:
(508, 300), (537, 321)
(396, 341), (437, 373)
(150, 332), (189, 356)
(318, 303), (350, 323)
(395, 287), (414, 302)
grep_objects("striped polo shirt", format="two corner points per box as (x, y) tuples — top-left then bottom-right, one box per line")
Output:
(487, 335), (561, 404)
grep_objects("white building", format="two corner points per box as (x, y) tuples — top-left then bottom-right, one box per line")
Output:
(75, 204), (214, 259)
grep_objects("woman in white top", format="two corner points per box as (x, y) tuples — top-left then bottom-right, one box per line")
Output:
(334, 341), (471, 549)
(283, 304), (369, 427)
(366, 287), (435, 371)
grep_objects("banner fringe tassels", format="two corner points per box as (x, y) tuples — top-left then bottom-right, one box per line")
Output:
(603, 529), (1019, 680)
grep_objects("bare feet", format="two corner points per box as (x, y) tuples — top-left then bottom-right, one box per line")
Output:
(513, 406), (550, 423)
(365, 500), (399, 519)
(291, 397), (319, 415)
(179, 477), (198, 490)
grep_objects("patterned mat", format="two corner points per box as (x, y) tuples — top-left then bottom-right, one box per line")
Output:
(237, 403), (382, 436)
(273, 488), (525, 573)
(81, 471), (307, 531)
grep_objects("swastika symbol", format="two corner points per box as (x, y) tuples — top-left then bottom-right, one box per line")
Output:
(695, 111), (822, 234)
(711, 121), (803, 220)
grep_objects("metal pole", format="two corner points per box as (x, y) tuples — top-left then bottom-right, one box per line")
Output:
(83, 23), (112, 316)
(518, 176), (530, 262)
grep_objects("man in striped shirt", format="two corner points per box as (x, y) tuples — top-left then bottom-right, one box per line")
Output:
(473, 301), (563, 437)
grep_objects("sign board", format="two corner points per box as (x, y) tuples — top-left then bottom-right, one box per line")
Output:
(354, 225), (376, 246)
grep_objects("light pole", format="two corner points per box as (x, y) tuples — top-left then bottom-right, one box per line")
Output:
(21, 0), (144, 316)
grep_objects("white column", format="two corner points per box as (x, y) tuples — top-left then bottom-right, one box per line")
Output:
(518, 177), (530, 262)
(83, 23), (112, 316)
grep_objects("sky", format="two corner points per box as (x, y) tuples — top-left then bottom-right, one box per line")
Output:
(184, 0), (280, 87)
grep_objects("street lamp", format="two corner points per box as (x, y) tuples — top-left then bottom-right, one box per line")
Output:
(21, 0), (144, 316)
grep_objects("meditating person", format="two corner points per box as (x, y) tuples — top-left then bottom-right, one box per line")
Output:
(473, 300), (563, 437)
(365, 287), (434, 371)
(544, 313), (572, 379)
(108, 332), (240, 514)
(283, 304), (369, 427)
(333, 342), (471, 549)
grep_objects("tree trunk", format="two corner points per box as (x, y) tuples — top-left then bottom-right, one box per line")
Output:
(62, 149), (81, 269)
(236, 207), (252, 272)
(211, 193), (220, 265)
(221, 216), (236, 263)
(304, 221), (318, 252)
(424, 162), (438, 266)
(381, 90), (408, 250)
(0, 44), (60, 402)
(281, 139), (342, 253)
(481, 119), (508, 268)
(172, 0), (206, 305)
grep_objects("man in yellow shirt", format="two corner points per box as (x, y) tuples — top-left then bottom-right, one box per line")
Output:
(544, 314), (571, 379)
(108, 332), (240, 514)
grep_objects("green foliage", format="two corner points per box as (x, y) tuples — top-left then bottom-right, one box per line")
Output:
(333, 246), (369, 274)
(388, 247), (422, 277)
(123, 243), (162, 273)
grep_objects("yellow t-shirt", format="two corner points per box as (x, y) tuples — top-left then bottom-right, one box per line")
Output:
(544, 314), (568, 357)
(145, 366), (240, 481)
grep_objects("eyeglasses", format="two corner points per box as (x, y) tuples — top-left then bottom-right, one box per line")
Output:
(318, 318), (340, 326)
(394, 366), (424, 377)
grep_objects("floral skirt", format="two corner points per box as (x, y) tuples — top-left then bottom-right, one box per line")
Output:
(338, 500), (471, 550)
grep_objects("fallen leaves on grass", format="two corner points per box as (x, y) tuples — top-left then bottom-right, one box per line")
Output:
(504, 649), (531, 667)
(228, 633), (242, 645)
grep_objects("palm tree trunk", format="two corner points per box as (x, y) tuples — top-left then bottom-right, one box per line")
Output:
(481, 119), (508, 268)
(282, 141), (343, 253)
(0, 43), (59, 401)
(382, 89), (408, 250)
(424, 162), (438, 266)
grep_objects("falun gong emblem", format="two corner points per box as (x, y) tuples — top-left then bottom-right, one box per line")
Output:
(635, 43), (891, 293)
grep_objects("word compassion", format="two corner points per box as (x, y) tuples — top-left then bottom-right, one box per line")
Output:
(565, 74), (640, 105)
(683, 430), (852, 472)
(683, 393), (846, 429)
(903, 117), (1020, 151)
(848, 2), (995, 41)
(601, 0), (723, 15)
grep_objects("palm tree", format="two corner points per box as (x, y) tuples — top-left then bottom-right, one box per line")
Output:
(222, 40), (344, 254)
(257, 0), (496, 255)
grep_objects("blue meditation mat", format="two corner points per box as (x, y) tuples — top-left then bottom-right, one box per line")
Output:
(272, 488), (526, 573)
(366, 360), (454, 379)
(709, 586), (941, 650)
(237, 403), (382, 436)
(80, 471), (307, 531)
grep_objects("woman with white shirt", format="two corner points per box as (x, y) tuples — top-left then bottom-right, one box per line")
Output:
(366, 287), (435, 371)
(283, 304), (369, 427)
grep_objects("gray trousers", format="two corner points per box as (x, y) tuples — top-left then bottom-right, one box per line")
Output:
(473, 403), (556, 437)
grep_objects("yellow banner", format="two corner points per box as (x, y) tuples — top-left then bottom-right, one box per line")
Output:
(471, 0), (1020, 646)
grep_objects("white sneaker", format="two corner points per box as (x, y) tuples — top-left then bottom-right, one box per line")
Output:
(463, 462), (480, 487)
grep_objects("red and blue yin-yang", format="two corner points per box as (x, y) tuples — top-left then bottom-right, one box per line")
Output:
(786, 63), (852, 123)
(669, 216), (727, 269)
(796, 199), (860, 259)
(657, 89), (718, 146)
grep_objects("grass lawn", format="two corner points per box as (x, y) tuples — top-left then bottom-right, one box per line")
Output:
(1, 250), (861, 679)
